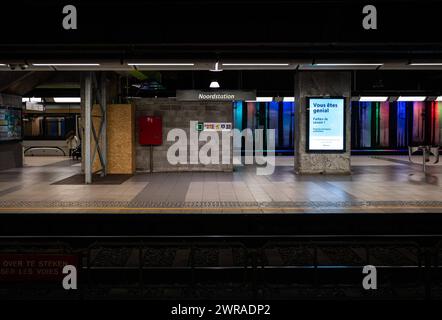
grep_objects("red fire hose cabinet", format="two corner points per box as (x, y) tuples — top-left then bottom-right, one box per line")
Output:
(138, 116), (162, 145)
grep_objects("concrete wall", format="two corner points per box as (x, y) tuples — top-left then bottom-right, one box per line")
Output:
(294, 71), (352, 174)
(0, 94), (22, 170)
(133, 98), (233, 172)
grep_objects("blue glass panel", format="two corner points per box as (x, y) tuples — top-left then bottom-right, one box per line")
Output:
(282, 102), (294, 148)
(397, 102), (407, 147)
(233, 101), (243, 130)
(359, 102), (372, 148)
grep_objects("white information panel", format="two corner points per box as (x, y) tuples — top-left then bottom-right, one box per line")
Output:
(307, 97), (345, 152)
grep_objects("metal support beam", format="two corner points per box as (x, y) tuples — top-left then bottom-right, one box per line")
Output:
(84, 72), (92, 184)
(83, 71), (108, 183)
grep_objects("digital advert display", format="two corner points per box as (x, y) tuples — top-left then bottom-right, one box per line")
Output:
(0, 107), (22, 141)
(307, 97), (345, 152)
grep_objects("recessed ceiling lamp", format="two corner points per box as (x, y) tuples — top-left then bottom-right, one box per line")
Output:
(33, 63), (100, 66)
(397, 96), (427, 102)
(359, 96), (389, 102)
(53, 97), (81, 103)
(209, 81), (220, 89)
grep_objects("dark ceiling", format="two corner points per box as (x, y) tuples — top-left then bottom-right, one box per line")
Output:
(1, 1), (442, 60)
(4, 70), (442, 98)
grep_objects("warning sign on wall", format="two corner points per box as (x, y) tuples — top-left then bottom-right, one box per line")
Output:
(0, 254), (79, 281)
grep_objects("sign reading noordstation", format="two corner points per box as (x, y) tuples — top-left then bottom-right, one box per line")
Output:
(307, 97), (346, 152)
(176, 90), (256, 102)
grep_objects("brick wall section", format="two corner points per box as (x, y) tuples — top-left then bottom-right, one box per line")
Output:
(132, 98), (233, 172)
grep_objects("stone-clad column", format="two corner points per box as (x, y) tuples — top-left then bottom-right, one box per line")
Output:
(294, 71), (352, 174)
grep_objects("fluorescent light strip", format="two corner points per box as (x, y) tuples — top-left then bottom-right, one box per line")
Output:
(314, 63), (383, 66)
(128, 63), (194, 66)
(33, 63), (100, 66)
(397, 96), (427, 102)
(222, 63), (290, 66)
(359, 96), (389, 102)
(256, 97), (273, 102)
(283, 97), (295, 102)
(0, 64), (6, 66)
(53, 97), (81, 103)
(436, 96), (442, 101)
(409, 63), (442, 66)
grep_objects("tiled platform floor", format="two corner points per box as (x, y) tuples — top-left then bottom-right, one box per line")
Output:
(0, 155), (442, 213)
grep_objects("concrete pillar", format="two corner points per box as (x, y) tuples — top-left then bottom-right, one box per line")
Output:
(84, 72), (92, 184)
(80, 74), (86, 173)
(294, 71), (352, 174)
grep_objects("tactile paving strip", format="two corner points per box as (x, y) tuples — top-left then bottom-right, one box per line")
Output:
(1, 200), (442, 209)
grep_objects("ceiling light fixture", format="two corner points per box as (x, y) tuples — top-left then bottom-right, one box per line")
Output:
(256, 97), (273, 102)
(409, 63), (442, 66)
(359, 96), (389, 102)
(128, 63), (195, 66)
(33, 63), (100, 66)
(436, 96), (442, 101)
(283, 97), (295, 102)
(222, 63), (290, 66)
(53, 97), (81, 103)
(397, 96), (427, 102)
(314, 63), (383, 67)
(209, 81), (220, 89)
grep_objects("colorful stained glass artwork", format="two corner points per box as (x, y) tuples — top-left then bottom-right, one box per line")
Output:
(233, 101), (295, 154)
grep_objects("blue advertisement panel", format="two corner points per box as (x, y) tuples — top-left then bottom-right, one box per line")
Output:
(307, 97), (345, 152)
(0, 107), (22, 141)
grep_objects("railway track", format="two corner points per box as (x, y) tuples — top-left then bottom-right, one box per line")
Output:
(0, 235), (442, 299)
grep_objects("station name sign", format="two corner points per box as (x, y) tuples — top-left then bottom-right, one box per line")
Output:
(176, 90), (256, 102)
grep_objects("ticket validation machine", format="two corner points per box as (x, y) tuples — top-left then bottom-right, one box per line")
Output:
(139, 116), (162, 172)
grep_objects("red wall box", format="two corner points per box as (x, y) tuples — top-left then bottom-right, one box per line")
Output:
(139, 116), (162, 145)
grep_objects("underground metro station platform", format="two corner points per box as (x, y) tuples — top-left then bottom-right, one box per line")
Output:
(1, 155), (442, 214)
(3, 1), (442, 303)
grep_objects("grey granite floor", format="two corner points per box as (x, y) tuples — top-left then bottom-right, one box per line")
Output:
(0, 155), (442, 213)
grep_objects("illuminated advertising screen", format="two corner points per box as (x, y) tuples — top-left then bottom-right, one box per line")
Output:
(306, 97), (345, 152)
(0, 107), (22, 141)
